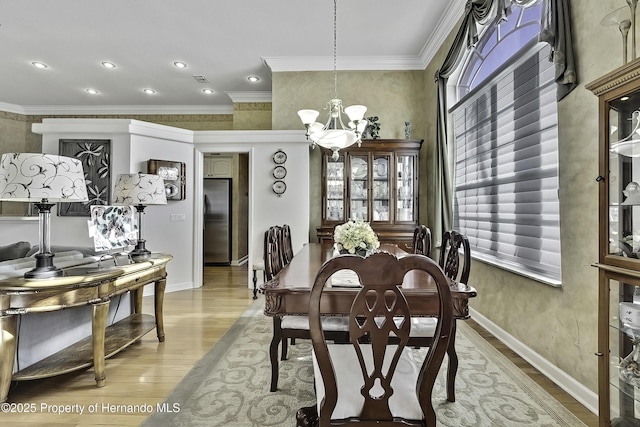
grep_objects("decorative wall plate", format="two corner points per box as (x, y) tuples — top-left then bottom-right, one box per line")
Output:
(272, 180), (287, 195)
(273, 165), (287, 179)
(273, 150), (287, 164)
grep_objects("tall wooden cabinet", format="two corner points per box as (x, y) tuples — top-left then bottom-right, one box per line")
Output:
(588, 58), (640, 426)
(316, 139), (423, 251)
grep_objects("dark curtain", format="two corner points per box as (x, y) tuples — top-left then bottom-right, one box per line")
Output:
(432, 0), (576, 241)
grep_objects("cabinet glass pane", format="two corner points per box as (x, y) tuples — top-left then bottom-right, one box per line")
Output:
(372, 154), (390, 222)
(326, 155), (345, 222)
(609, 97), (640, 258)
(609, 279), (640, 422)
(350, 155), (368, 220)
(396, 155), (415, 222)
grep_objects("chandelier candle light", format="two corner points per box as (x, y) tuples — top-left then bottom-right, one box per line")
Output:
(0, 153), (88, 279)
(112, 173), (167, 262)
(297, 0), (368, 161)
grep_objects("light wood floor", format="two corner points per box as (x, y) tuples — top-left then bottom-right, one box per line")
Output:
(2, 265), (598, 426)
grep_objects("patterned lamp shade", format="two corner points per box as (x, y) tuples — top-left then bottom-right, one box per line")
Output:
(0, 153), (88, 202)
(113, 173), (167, 206)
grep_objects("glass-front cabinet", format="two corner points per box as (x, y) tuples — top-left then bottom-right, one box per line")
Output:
(318, 139), (422, 251)
(588, 58), (640, 426)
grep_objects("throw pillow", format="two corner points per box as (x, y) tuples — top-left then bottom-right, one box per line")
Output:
(0, 241), (31, 262)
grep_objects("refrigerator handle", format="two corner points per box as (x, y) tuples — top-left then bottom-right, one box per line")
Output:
(203, 194), (209, 228)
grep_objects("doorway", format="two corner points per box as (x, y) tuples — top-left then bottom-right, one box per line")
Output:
(202, 153), (249, 268)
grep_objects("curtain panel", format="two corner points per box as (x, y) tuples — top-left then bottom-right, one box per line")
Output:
(432, 0), (576, 243)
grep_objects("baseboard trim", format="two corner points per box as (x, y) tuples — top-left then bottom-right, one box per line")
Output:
(231, 256), (248, 266)
(143, 281), (194, 297)
(469, 307), (598, 416)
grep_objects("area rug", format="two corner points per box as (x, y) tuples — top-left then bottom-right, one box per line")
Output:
(142, 301), (586, 427)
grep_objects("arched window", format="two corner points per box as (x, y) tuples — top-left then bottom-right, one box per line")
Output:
(450, 0), (561, 285)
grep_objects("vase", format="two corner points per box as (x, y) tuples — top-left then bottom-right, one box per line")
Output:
(339, 248), (370, 257)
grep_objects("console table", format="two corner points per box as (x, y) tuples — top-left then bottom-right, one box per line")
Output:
(0, 253), (172, 402)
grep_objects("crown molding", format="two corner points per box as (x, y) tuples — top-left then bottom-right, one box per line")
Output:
(1, 104), (234, 116)
(226, 91), (272, 103)
(264, 0), (466, 73)
(263, 55), (425, 72)
(418, 0), (467, 69)
(0, 102), (26, 115)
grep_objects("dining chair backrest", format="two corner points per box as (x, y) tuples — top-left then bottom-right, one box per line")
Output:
(438, 230), (471, 285)
(264, 226), (284, 281)
(280, 224), (294, 266)
(413, 225), (432, 257)
(307, 252), (453, 426)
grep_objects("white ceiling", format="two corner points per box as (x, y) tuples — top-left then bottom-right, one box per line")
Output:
(0, 0), (465, 115)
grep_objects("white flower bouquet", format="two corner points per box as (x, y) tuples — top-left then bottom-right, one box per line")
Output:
(333, 219), (380, 257)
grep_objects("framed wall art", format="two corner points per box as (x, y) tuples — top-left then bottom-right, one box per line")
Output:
(148, 159), (186, 201)
(58, 139), (111, 216)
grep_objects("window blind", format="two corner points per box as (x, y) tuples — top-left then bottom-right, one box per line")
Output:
(452, 44), (561, 284)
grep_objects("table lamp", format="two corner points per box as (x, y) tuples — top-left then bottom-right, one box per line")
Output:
(112, 173), (166, 261)
(0, 153), (88, 278)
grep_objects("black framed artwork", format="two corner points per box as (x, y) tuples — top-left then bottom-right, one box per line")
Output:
(148, 159), (186, 201)
(58, 139), (111, 216)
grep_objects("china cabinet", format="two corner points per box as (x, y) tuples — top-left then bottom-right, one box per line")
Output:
(588, 57), (640, 426)
(317, 139), (422, 251)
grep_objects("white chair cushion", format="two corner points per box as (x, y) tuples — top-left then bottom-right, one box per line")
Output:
(281, 315), (349, 331)
(408, 318), (438, 337)
(374, 317), (438, 338)
(313, 344), (422, 420)
(252, 260), (265, 271)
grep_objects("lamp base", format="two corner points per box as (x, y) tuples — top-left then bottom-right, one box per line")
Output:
(24, 253), (63, 279)
(130, 240), (151, 262)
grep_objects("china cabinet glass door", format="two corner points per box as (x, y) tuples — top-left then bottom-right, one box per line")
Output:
(326, 155), (345, 222)
(349, 155), (369, 220)
(396, 154), (416, 223)
(609, 99), (640, 260)
(609, 278), (640, 424)
(372, 154), (390, 223)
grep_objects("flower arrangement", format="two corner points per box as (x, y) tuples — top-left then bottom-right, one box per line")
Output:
(333, 219), (380, 257)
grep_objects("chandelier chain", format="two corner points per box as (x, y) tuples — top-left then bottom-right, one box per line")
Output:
(333, 0), (337, 100)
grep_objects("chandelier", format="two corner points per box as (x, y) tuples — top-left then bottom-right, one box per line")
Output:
(297, 0), (367, 160)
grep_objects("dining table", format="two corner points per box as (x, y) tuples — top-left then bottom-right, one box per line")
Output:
(261, 242), (477, 400)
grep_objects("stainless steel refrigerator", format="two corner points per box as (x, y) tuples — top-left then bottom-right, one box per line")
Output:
(203, 178), (232, 265)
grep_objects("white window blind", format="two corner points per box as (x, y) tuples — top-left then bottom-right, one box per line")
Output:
(452, 43), (561, 284)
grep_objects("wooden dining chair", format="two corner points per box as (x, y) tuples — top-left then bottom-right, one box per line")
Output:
(403, 229), (471, 403)
(267, 225), (349, 392)
(296, 252), (453, 427)
(264, 226), (284, 281)
(412, 224), (432, 256)
(280, 224), (294, 266)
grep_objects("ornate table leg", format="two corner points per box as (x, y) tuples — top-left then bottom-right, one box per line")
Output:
(155, 277), (166, 342)
(0, 314), (17, 403)
(92, 300), (110, 387)
(270, 316), (282, 392)
(133, 287), (143, 314)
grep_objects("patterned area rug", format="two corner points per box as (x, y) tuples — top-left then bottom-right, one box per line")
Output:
(142, 301), (586, 427)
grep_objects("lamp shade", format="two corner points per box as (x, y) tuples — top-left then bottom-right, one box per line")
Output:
(0, 153), (88, 202)
(113, 173), (167, 205)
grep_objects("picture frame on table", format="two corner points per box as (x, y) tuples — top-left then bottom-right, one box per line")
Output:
(147, 159), (186, 201)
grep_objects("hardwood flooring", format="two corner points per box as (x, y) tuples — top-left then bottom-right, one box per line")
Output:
(2, 265), (597, 426)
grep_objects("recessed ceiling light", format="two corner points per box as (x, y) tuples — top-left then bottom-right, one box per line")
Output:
(86, 89), (100, 95)
(173, 61), (187, 68)
(31, 61), (48, 69)
(248, 76), (260, 82)
(202, 89), (214, 95)
(143, 88), (156, 95)
(101, 61), (116, 69)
